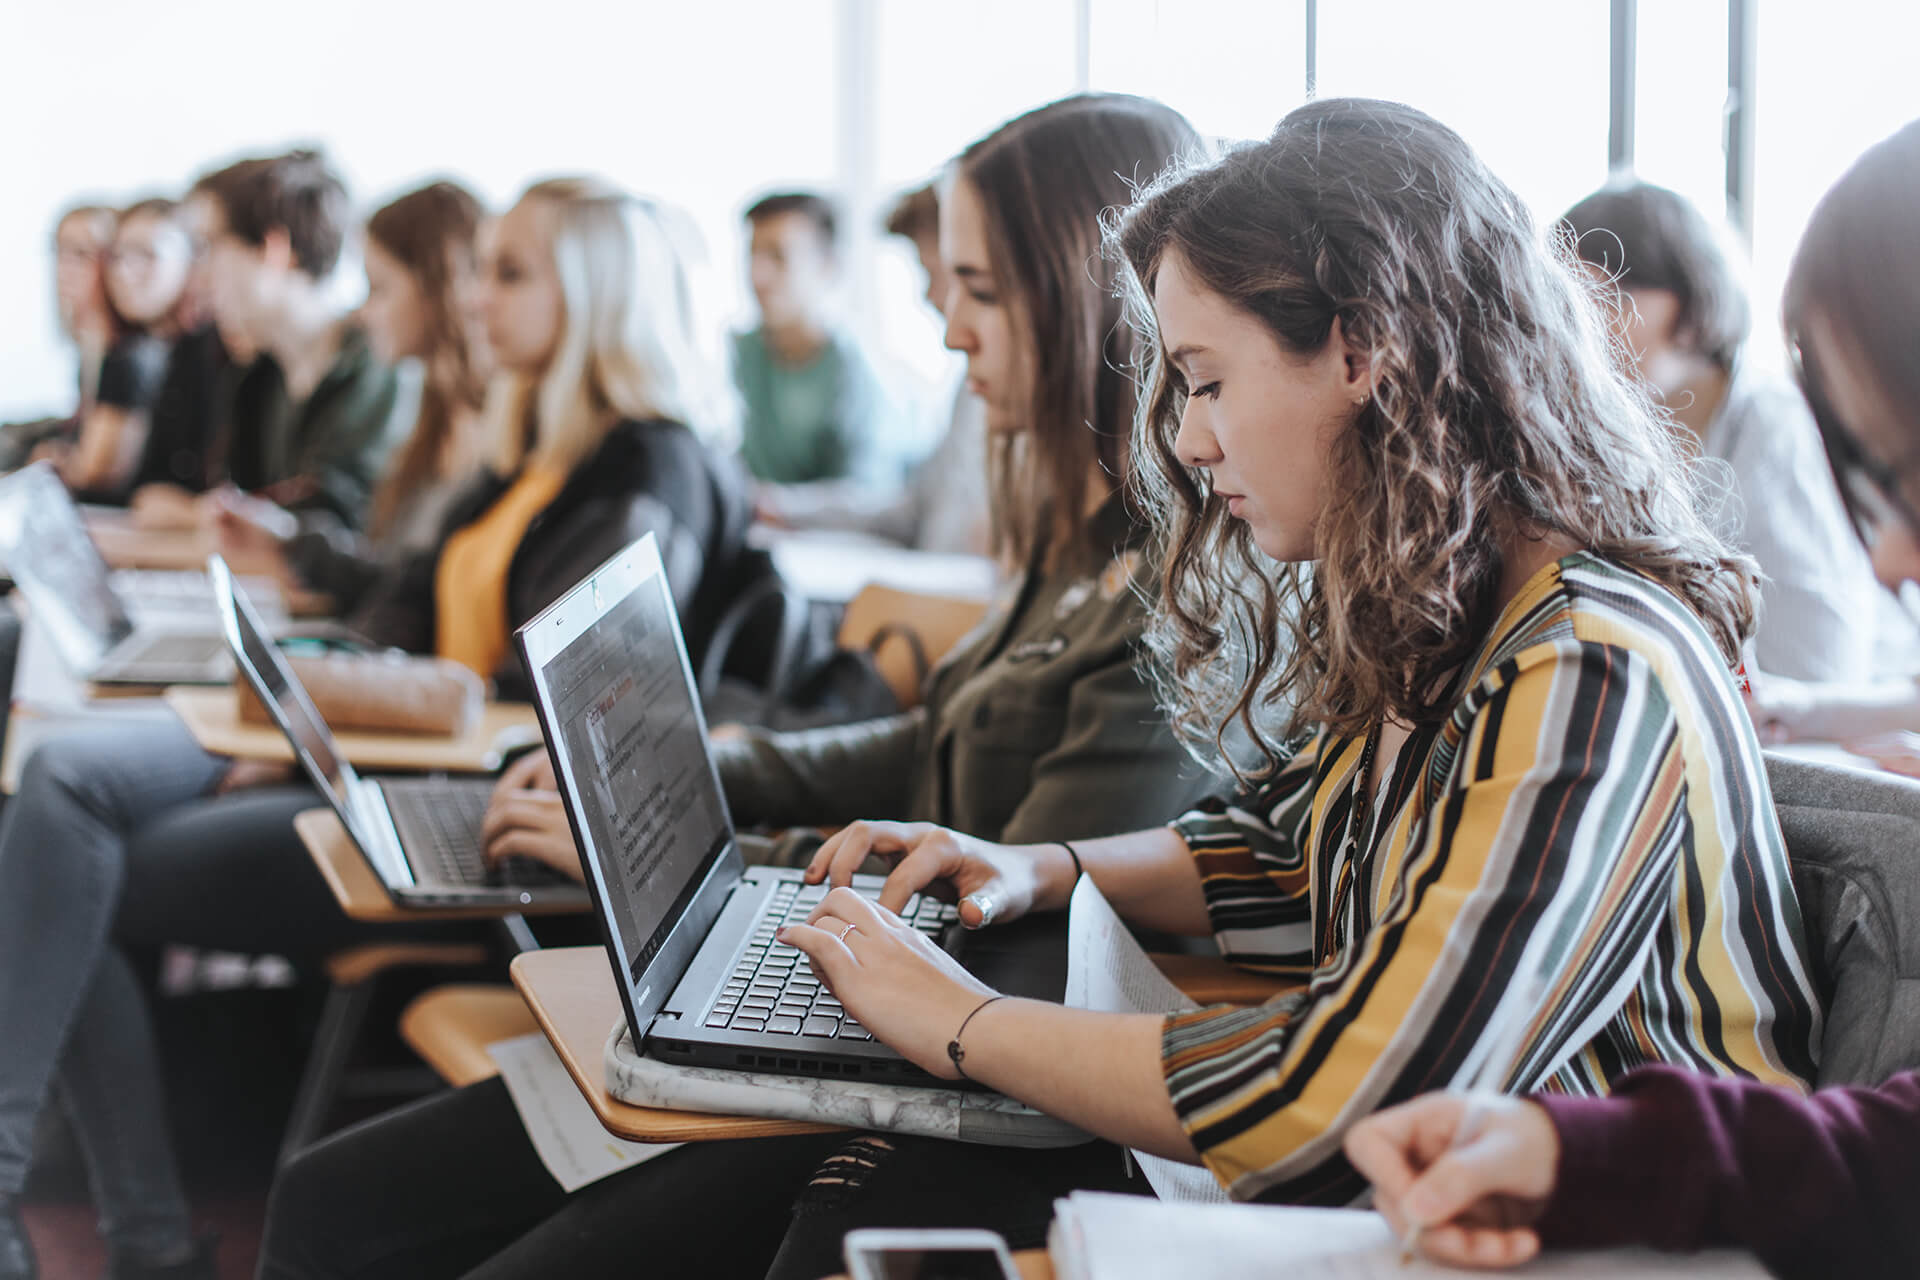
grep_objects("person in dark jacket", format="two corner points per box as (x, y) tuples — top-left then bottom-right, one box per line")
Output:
(1342, 117), (1920, 1280)
(211, 181), (492, 613)
(0, 177), (750, 1280)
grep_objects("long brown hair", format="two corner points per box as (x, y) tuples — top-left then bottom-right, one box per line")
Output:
(1785, 118), (1920, 472)
(1114, 98), (1755, 774)
(957, 94), (1199, 569)
(363, 180), (486, 539)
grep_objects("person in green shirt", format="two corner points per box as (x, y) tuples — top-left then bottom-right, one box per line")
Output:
(733, 191), (890, 491)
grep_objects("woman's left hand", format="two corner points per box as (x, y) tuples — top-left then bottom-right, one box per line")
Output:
(780, 886), (998, 1081)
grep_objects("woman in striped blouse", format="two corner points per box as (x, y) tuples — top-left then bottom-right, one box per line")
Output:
(782, 96), (1823, 1222)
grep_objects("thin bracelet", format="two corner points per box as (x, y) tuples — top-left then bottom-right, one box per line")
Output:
(946, 994), (1008, 1082)
(1058, 840), (1084, 883)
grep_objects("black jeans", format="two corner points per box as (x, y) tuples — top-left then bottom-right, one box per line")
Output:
(261, 1076), (1149, 1280)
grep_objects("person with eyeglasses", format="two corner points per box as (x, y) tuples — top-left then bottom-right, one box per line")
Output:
(38, 198), (201, 499)
(1342, 116), (1920, 1280)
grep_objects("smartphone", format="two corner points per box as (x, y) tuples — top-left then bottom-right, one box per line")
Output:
(843, 1228), (1020, 1280)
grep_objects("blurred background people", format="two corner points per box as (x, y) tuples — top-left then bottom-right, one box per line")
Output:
(755, 181), (988, 556)
(733, 191), (892, 499)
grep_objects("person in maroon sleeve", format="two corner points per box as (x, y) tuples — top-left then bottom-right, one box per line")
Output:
(1343, 114), (1920, 1280)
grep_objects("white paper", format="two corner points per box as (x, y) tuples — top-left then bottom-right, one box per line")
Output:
(488, 1033), (680, 1192)
(1049, 1190), (1765, 1280)
(1064, 878), (1229, 1203)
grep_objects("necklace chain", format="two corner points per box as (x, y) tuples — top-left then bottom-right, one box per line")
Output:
(1349, 726), (1381, 856)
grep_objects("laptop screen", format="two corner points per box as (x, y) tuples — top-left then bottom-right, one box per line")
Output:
(208, 556), (361, 824)
(0, 463), (135, 665)
(517, 535), (734, 1011)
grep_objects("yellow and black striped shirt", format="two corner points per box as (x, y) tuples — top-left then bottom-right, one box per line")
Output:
(1163, 552), (1823, 1203)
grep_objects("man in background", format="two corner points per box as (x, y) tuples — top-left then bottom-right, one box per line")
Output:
(732, 191), (890, 492)
(756, 183), (986, 555)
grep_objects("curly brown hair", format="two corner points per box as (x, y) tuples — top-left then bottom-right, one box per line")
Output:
(1112, 97), (1757, 776)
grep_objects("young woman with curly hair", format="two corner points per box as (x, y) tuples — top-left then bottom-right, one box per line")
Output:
(780, 95), (1822, 1223)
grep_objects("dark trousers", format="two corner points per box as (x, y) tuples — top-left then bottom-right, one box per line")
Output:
(261, 1075), (1149, 1280)
(0, 718), (470, 1254)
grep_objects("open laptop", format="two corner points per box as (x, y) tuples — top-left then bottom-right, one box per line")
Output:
(211, 555), (589, 910)
(516, 534), (1065, 1085)
(0, 463), (232, 684)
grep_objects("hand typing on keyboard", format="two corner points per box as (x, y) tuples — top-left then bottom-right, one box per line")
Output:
(479, 750), (584, 884)
(777, 884), (1001, 1082)
(708, 880), (963, 1041)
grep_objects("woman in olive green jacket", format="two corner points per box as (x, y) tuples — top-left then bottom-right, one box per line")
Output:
(715, 493), (1194, 844)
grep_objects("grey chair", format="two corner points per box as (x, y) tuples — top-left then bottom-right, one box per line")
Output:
(1767, 752), (1920, 1085)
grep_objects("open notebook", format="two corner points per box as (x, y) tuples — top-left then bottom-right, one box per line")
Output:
(1048, 1191), (1765, 1280)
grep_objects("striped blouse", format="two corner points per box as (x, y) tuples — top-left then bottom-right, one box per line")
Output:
(1162, 552), (1824, 1203)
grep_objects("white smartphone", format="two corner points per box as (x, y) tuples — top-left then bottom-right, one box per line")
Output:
(843, 1228), (1020, 1280)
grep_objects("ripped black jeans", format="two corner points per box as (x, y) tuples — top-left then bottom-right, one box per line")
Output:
(260, 1076), (1149, 1280)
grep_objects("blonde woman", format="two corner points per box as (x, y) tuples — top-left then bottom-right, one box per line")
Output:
(0, 178), (752, 1280)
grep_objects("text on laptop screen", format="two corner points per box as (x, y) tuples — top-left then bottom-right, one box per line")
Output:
(543, 566), (729, 982)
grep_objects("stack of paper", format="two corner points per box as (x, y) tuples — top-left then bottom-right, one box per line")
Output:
(1048, 1191), (1766, 1280)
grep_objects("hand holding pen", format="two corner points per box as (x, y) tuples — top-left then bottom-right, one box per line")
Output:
(1342, 976), (1559, 1269)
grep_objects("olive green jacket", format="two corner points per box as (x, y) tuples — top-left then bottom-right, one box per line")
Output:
(711, 499), (1213, 843)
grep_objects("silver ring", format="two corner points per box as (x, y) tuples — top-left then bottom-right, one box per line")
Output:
(962, 892), (995, 929)
(837, 922), (859, 942)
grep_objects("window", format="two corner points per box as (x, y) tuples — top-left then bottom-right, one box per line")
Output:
(1748, 0), (1920, 363)
(1088, 0), (1308, 143)
(1314, 0), (1612, 223)
(1632, 0), (1730, 223)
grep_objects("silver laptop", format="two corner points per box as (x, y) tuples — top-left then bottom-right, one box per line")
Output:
(211, 555), (588, 910)
(0, 463), (231, 684)
(516, 534), (1064, 1084)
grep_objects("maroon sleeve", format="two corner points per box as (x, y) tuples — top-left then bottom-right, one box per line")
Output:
(1535, 1065), (1920, 1278)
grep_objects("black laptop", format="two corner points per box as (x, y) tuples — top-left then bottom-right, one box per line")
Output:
(515, 534), (1064, 1084)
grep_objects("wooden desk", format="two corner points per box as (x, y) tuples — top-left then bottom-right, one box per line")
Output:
(1, 606), (175, 792)
(167, 686), (542, 772)
(86, 521), (211, 572)
(294, 808), (588, 923)
(513, 941), (1291, 1151)
(509, 946), (838, 1144)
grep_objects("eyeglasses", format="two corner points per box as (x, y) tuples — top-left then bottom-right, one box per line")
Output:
(1795, 337), (1920, 550)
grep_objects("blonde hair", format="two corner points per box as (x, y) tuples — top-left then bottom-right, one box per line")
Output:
(484, 177), (721, 474)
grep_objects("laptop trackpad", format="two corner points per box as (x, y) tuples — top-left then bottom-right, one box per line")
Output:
(958, 912), (1068, 1003)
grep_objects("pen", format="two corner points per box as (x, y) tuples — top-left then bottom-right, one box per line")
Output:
(1399, 973), (1548, 1264)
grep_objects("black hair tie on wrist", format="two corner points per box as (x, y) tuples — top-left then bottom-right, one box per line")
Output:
(946, 994), (1008, 1082)
(1059, 840), (1084, 883)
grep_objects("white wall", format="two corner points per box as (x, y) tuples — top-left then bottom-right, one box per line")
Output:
(2, 0), (842, 421)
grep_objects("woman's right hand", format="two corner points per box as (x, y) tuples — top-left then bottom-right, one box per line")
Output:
(205, 488), (299, 586)
(1342, 1092), (1558, 1269)
(480, 748), (580, 881)
(129, 484), (202, 531)
(804, 821), (1074, 929)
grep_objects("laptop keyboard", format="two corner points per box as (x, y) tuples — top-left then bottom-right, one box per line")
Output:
(122, 632), (227, 668)
(382, 779), (498, 885)
(706, 880), (961, 1038)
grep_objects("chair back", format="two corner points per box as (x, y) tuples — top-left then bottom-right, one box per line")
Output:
(1767, 752), (1920, 1085)
(835, 583), (989, 710)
